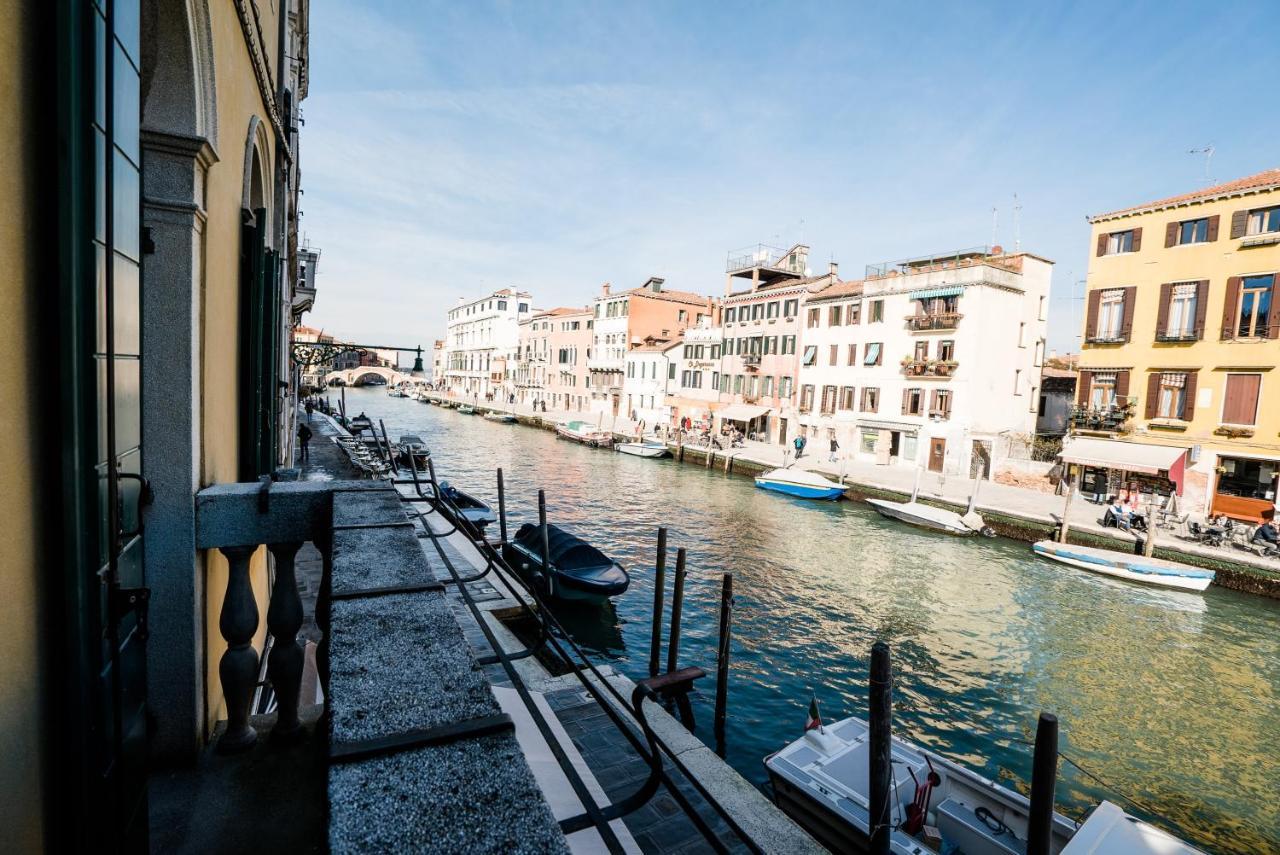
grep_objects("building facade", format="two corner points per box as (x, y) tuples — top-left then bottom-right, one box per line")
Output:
(623, 338), (678, 425)
(1078, 169), (1280, 520)
(545, 308), (594, 412)
(794, 247), (1052, 477)
(666, 321), (725, 430)
(445, 288), (533, 401)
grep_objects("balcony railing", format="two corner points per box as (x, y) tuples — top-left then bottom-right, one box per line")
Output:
(905, 312), (962, 331)
(1069, 401), (1135, 432)
(743, 353), (761, 369)
(900, 358), (958, 378)
(1155, 328), (1199, 343)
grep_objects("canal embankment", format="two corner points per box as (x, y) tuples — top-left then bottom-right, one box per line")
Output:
(422, 394), (1280, 600)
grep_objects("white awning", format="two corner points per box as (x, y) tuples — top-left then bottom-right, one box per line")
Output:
(718, 404), (770, 422)
(1060, 437), (1187, 475)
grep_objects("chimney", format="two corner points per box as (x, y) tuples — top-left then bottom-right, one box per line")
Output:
(645, 276), (664, 293)
(828, 261), (839, 276)
(601, 282), (611, 296)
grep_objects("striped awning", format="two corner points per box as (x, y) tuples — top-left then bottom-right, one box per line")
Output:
(908, 285), (964, 300)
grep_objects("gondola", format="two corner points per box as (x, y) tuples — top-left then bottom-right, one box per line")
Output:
(437, 481), (497, 533)
(502, 523), (629, 603)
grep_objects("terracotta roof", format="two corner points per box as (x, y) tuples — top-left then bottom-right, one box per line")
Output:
(724, 273), (834, 300)
(629, 338), (673, 353)
(1090, 168), (1280, 222)
(533, 306), (588, 318)
(806, 279), (865, 303)
(624, 286), (712, 306)
(1040, 366), (1078, 379)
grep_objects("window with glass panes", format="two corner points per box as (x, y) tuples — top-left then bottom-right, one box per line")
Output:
(1177, 218), (1209, 245)
(839, 386), (855, 410)
(1156, 372), (1187, 419)
(847, 344), (856, 365)
(1236, 275), (1273, 338)
(1247, 206), (1280, 236)
(1166, 283), (1198, 337)
(1097, 289), (1125, 339)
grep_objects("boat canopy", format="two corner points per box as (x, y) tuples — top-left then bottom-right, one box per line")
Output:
(1060, 436), (1187, 475)
(719, 404), (770, 422)
(516, 523), (611, 569)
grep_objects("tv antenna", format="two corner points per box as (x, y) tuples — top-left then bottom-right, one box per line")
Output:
(990, 206), (999, 248)
(1189, 145), (1215, 186)
(1013, 193), (1022, 252)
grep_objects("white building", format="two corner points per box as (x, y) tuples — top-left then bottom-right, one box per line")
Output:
(666, 320), (724, 430)
(794, 247), (1052, 477)
(622, 337), (678, 426)
(444, 288), (533, 400)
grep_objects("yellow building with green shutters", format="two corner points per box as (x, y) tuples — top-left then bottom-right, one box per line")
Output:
(1077, 168), (1280, 522)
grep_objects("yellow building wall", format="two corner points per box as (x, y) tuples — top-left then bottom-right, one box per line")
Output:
(199, 1), (283, 736)
(1082, 183), (1280, 515)
(0, 0), (45, 847)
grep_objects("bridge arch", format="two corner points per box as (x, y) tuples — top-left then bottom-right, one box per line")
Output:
(323, 366), (416, 387)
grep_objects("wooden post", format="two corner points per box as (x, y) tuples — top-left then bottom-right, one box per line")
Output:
(538, 490), (552, 598)
(497, 468), (508, 545)
(714, 573), (734, 756)
(649, 527), (667, 679)
(868, 641), (892, 855)
(1057, 465), (1076, 544)
(1027, 712), (1059, 855)
(1142, 498), (1157, 557)
(666, 548), (687, 675)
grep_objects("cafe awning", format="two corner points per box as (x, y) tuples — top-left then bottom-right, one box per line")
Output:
(718, 404), (770, 423)
(1060, 437), (1187, 475)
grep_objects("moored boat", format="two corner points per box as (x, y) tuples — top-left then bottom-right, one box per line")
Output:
(1032, 540), (1215, 593)
(866, 498), (986, 536)
(555, 420), (614, 448)
(458, 404), (478, 414)
(437, 481), (497, 533)
(616, 440), (669, 458)
(754, 468), (845, 500)
(767, 713), (1201, 855)
(483, 411), (516, 423)
(502, 523), (629, 602)
(395, 434), (430, 471)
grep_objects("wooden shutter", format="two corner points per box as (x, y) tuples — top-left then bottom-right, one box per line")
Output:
(1144, 373), (1161, 419)
(901, 388), (909, 415)
(1183, 371), (1198, 420)
(1096, 233), (1109, 256)
(1131, 228), (1143, 251)
(1269, 275), (1280, 339)
(1193, 280), (1210, 340)
(1155, 283), (1172, 337)
(1230, 209), (1248, 239)
(1222, 276), (1242, 339)
(942, 392), (952, 419)
(1085, 289), (1102, 340)
(1076, 372), (1092, 406)
(1120, 286), (1137, 341)
(929, 389), (939, 414)
(1223, 374), (1261, 425)
(1206, 214), (1220, 242)
(1164, 221), (1178, 247)
(1115, 369), (1130, 399)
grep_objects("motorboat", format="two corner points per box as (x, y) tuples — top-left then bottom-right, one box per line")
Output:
(483, 411), (517, 423)
(502, 523), (629, 602)
(754, 468), (845, 500)
(458, 404), (478, 414)
(387, 386), (409, 398)
(1031, 541), (1215, 593)
(346, 413), (373, 435)
(616, 440), (669, 458)
(555, 420), (614, 448)
(866, 466), (990, 536)
(395, 434), (430, 471)
(437, 481), (497, 533)
(767, 714), (1201, 855)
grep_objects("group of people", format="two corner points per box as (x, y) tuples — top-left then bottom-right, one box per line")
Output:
(791, 433), (841, 463)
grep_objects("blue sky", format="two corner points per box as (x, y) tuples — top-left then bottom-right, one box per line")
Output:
(303, 1), (1280, 356)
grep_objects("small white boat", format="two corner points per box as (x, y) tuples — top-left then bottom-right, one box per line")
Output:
(866, 466), (989, 535)
(754, 468), (845, 500)
(616, 440), (669, 458)
(483, 411), (517, 423)
(458, 405), (478, 415)
(556, 420), (614, 448)
(767, 714), (1202, 855)
(1032, 541), (1215, 592)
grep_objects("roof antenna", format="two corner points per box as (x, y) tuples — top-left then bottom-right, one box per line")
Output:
(1189, 145), (1215, 186)
(990, 206), (999, 249)
(1013, 193), (1022, 253)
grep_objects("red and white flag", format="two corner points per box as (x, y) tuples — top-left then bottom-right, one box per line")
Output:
(805, 694), (824, 733)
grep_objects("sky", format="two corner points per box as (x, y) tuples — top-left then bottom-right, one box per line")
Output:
(303, 1), (1280, 358)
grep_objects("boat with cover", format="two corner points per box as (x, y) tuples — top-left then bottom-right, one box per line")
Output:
(346, 413), (373, 435)
(767, 714), (1201, 855)
(866, 466), (990, 536)
(395, 434), (430, 471)
(1031, 541), (1214, 593)
(502, 523), (629, 602)
(437, 481), (497, 533)
(616, 440), (670, 458)
(755, 468), (845, 500)
(458, 404), (478, 414)
(483, 411), (517, 423)
(555, 420), (614, 448)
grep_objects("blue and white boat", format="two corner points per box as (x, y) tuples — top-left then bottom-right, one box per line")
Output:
(755, 468), (845, 500)
(1032, 540), (1215, 592)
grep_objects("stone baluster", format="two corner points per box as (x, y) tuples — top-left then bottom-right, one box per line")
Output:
(217, 544), (260, 753)
(314, 528), (333, 701)
(266, 541), (305, 741)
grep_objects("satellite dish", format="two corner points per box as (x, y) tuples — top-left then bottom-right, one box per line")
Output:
(804, 267), (812, 277)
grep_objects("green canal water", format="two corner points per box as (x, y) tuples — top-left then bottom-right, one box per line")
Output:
(341, 387), (1278, 854)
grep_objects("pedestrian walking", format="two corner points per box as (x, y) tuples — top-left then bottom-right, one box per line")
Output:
(793, 434), (806, 459)
(305, 399), (314, 421)
(828, 436), (840, 463)
(297, 422), (312, 462)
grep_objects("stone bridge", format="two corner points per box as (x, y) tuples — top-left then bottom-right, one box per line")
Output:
(322, 366), (417, 386)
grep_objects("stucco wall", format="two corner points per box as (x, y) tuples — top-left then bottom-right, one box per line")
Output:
(0, 0), (45, 846)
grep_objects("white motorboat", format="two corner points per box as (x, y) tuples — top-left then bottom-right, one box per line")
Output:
(1031, 541), (1215, 593)
(767, 714), (1201, 855)
(866, 467), (989, 535)
(555, 420), (614, 448)
(755, 468), (846, 500)
(483, 411), (517, 423)
(616, 440), (669, 458)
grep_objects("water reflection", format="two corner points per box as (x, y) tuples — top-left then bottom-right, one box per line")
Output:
(344, 388), (1279, 854)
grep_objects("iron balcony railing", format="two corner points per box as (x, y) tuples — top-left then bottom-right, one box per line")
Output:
(726, 243), (790, 274)
(901, 358), (958, 378)
(1069, 401), (1135, 432)
(905, 312), (963, 331)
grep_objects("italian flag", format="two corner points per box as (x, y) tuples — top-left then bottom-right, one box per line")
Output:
(805, 695), (823, 732)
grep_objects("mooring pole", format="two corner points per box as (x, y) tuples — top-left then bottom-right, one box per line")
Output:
(379, 419), (397, 473)
(1027, 712), (1059, 855)
(714, 572), (734, 756)
(869, 641), (893, 855)
(340, 386), (347, 421)
(496, 468), (508, 546)
(538, 490), (552, 598)
(666, 548), (687, 675)
(1057, 466), (1076, 544)
(649, 527), (668, 679)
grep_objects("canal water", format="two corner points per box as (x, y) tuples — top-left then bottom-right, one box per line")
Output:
(338, 387), (1277, 854)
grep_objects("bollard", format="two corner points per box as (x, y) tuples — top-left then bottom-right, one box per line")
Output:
(1027, 712), (1059, 855)
(869, 641), (892, 855)
(714, 573), (734, 756)
(666, 548), (687, 675)
(649, 527), (668, 679)
(538, 490), (552, 599)
(497, 468), (508, 545)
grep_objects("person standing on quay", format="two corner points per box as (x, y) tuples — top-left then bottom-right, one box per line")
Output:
(305, 399), (314, 421)
(297, 422), (313, 462)
(794, 434), (806, 460)
(828, 435), (840, 463)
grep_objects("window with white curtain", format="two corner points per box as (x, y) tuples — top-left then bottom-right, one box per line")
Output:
(1166, 283), (1198, 338)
